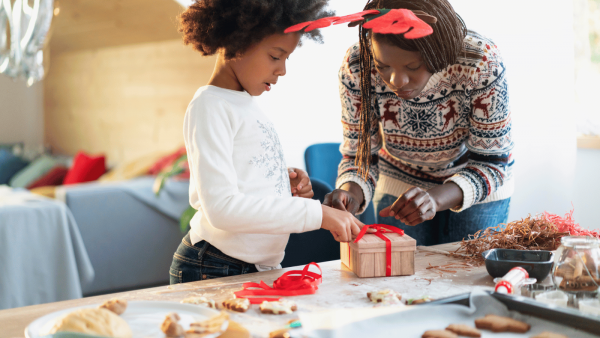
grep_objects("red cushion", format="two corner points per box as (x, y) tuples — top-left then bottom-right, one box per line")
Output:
(63, 152), (106, 185)
(27, 166), (69, 189)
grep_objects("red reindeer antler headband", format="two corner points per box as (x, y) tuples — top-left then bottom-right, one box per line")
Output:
(284, 8), (436, 39)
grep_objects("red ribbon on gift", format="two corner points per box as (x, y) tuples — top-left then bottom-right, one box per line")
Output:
(353, 224), (405, 277)
(233, 262), (322, 304)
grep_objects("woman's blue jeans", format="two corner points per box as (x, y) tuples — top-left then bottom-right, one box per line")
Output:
(372, 191), (511, 246)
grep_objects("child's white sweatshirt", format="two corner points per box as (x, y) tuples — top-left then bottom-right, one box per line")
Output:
(183, 85), (323, 268)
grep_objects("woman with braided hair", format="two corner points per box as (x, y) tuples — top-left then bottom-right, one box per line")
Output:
(320, 0), (514, 246)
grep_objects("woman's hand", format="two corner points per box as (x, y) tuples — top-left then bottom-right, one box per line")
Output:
(379, 183), (463, 226)
(288, 168), (314, 198)
(321, 205), (365, 242)
(323, 182), (364, 215)
(379, 187), (438, 226)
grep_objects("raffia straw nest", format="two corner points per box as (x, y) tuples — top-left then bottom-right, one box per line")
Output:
(456, 215), (568, 263)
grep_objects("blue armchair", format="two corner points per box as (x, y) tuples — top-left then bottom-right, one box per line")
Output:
(304, 143), (376, 225)
(280, 143), (376, 268)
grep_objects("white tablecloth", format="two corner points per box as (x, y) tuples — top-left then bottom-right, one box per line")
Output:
(0, 186), (94, 309)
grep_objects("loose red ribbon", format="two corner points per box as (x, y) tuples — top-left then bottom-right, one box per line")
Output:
(234, 262), (322, 304)
(353, 224), (405, 277)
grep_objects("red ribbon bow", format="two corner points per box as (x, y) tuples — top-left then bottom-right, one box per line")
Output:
(234, 262), (322, 304)
(353, 224), (405, 277)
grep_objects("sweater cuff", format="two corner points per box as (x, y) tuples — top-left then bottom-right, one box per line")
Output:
(445, 175), (476, 212)
(302, 198), (323, 232)
(335, 173), (373, 215)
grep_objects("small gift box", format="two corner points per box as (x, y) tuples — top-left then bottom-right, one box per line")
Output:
(341, 224), (416, 278)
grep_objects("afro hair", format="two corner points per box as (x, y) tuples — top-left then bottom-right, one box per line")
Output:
(179, 0), (334, 59)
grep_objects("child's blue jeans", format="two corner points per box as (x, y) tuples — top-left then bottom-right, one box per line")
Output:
(372, 191), (511, 246)
(169, 232), (258, 284)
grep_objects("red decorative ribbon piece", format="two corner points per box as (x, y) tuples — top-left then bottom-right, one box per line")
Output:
(284, 9), (432, 39)
(234, 262), (322, 304)
(354, 224), (405, 277)
(362, 9), (433, 38)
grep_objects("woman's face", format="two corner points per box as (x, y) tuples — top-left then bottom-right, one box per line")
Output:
(371, 36), (433, 100)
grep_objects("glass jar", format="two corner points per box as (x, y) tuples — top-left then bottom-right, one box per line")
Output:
(552, 236), (600, 293)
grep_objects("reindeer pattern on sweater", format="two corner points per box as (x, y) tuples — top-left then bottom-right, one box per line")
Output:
(336, 31), (514, 212)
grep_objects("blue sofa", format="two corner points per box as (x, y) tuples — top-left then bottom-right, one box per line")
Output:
(62, 178), (185, 296)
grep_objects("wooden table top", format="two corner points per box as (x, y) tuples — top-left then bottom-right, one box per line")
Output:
(0, 243), (496, 338)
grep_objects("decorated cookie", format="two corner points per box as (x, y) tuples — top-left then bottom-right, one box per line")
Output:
(474, 314), (530, 333)
(408, 296), (434, 305)
(98, 298), (128, 315)
(186, 311), (229, 337)
(259, 300), (298, 314)
(445, 324), (481, 338)
(222, 298), (250, 312)
(422, 329), (458, 338)
(530, 332), (569, 338)
(161, 312), (184, 337)
(367, 289), (402, 304)
(180, 296), (216, 309)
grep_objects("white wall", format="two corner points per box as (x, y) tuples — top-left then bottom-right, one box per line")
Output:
(451, 1), (578, 221)
(573, 149), (600, 230)
(0, 77), (44, 150)
(256, 0), (579, 222)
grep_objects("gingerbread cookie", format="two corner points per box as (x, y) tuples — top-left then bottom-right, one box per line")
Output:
(180, 296), (216, 309)
(222, 298), (250, 312)
(475, 314), (530, 333)
(422, 330), (458, 338)
(408, 296), (434, 305)
(445, 324), (481, 338)
(259, 300), (297, 314)
(530, 332), (569, 338)
(161, 312), (184, 337)
(98, 298), (127, 315)
(367, 289), (402, 304)
(186, 311), (229, 337)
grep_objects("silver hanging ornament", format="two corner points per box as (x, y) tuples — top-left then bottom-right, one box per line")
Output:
(0, 0), (54, 86)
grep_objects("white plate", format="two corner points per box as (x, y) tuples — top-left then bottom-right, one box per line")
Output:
(25, 301), (228, 338)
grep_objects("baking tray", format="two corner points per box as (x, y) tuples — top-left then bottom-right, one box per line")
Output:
(421, 291), (600, 335)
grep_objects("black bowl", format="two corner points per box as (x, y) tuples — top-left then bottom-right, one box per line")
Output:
(482, 249), (554, 281)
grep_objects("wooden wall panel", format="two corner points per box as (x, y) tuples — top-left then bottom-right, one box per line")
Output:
(44, 39), (216, 165)
(50, 0), (184, 53)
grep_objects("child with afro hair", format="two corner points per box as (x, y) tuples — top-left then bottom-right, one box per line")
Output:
(170, 0), (365, 283)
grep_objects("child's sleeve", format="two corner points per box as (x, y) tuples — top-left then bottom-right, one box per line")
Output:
(444, 42), (514, 211)
(334, 45), (382, 214)
(184, 94), (322, 234)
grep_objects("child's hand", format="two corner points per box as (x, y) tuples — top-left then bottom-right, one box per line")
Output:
(288, 167), (314, 198)
(320, 205), (365, 243)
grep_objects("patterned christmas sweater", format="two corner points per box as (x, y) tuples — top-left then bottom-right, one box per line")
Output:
(336, 31), (514, 213)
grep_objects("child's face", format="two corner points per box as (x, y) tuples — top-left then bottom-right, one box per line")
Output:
(230, 32), (302, 96)
(371, 36), (433, 100)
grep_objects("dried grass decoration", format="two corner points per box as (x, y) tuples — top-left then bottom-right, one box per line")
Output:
(454, 210), (596, 263)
